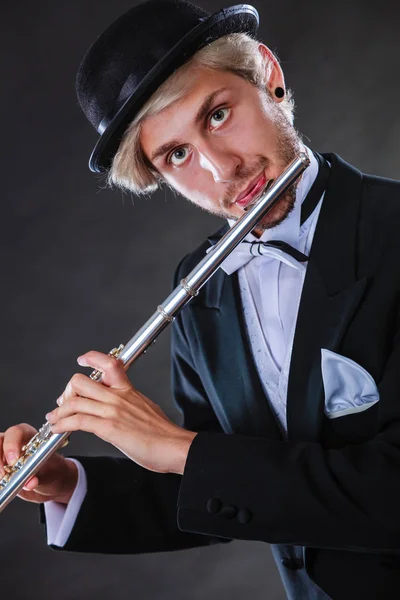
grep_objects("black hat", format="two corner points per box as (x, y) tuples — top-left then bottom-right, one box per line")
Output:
(76, 1), (259, 173)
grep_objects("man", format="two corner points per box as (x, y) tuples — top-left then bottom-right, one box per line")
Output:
(2, 1), (400, 598)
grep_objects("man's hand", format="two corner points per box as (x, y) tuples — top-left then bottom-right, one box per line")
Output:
(46, 351), (197, 475)
(0, 423), (78, 504)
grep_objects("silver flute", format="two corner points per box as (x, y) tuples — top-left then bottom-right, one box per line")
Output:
(0, 152), (309, 513)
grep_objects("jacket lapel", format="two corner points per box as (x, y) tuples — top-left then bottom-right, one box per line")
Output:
(190, 228), (282, 440)
(286, 153), (368, 442)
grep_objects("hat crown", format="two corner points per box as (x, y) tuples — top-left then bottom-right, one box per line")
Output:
(76, 1), (259, 172)
(76, 0), (210, 131)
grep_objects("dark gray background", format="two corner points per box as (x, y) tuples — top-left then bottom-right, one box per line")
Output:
(1, 1), (399, 598)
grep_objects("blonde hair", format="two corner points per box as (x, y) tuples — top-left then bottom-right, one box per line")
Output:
(108, 33), (295, 195)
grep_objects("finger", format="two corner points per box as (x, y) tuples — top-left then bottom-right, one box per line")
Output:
(3, 424), (36, 466)
(77, 351), (130, 389)
(59, 373), (122, 409)
(50, 414), (109, 439)
(17, 480), (44, 503)
(22, 476), (39, 491)
(0, 433), (35, 484)
(0, 433), (4, 476)
(46, 395), (116, 424)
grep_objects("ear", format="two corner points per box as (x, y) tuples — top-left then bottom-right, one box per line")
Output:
(258, 43), (286, 103)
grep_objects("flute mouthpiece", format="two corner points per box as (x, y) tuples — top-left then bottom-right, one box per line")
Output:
(243, 179), (275, 211)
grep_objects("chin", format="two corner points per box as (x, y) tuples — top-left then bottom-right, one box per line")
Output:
(223, 188), (295, 227)
(255, 192), (295, 231)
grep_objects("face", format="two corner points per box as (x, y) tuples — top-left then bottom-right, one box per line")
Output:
(140, 67), (302, 231)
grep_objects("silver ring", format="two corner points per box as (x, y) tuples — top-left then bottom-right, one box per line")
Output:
(180, 278), (198, 297)
(157, 305), (174, 323)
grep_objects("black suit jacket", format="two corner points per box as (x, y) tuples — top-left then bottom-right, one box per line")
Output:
(46, 153), (400, 600)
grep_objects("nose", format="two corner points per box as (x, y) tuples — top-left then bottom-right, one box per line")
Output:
(198, 144), (240, 183)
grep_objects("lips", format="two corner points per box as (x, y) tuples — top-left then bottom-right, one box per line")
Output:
(235, 172), (267, 208)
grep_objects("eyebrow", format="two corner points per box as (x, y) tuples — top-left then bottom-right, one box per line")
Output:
(150, 87), (229, 163)
(195, 87), (228, 124)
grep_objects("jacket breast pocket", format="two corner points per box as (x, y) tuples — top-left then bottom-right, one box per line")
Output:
(321, 349), (379, 444)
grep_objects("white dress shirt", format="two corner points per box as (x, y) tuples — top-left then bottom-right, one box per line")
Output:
(44, 145), (326, 546)
(44, 458), (87, 546)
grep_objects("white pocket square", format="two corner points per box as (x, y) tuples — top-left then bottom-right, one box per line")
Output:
(321, 349), (380, 419)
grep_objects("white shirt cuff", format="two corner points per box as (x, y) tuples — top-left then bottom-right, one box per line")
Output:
(43, 458), (87, 547)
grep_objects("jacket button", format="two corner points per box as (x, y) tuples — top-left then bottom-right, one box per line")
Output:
(237, 508), (253, 524)
(281, 557), (303, 570)
(206, 498), (222, 515)
(220, 505), (238, 519)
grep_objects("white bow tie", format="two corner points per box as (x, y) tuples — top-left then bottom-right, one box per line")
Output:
(217, 240), (309, 275)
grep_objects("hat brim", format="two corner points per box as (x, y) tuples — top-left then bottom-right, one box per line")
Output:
(89, 4), (259, 173)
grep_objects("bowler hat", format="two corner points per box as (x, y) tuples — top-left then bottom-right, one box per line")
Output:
(76, 0), (259, 173)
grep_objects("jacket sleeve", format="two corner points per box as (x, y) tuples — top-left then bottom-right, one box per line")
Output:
(48, 455), (230, 554)
(177, 323), (400, 552)
(42, 256), (229, 554)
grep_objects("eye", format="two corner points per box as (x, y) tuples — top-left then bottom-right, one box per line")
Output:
(168, 146), (190, 166)
(209, 107), (230, 128)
